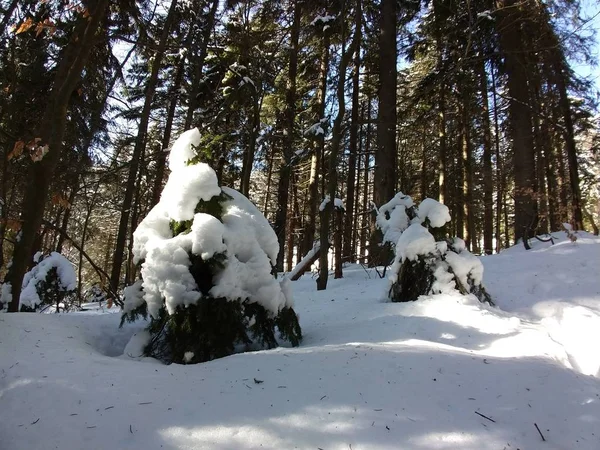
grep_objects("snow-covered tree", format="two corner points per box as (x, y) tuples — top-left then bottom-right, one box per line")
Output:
(19, 252), (77, 312)
(122, 129), (302, 364)
(377, 193), (492, 304)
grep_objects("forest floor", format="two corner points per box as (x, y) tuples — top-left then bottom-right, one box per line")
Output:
(1, 232), (599, 449)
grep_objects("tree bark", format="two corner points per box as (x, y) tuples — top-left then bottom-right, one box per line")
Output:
(343, 5), (362, 263)
(496, 0), (537, 247)
(317, 3), (359, 290)
(369, 0), (397, 266)
(478, 58), (494, 254)
(274, 0), (301, 271)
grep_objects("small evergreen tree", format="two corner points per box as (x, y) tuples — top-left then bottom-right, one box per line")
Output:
(377, 193), (492, 305)
(18, 252), (77, 312)
(122, 129), (301, 364)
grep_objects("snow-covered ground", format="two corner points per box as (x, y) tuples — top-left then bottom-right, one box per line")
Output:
(1, 233), (599, 449)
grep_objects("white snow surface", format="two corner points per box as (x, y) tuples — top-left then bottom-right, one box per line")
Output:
(126, 129), (290, 318)
(19, 252), (77, 308)
(2, 233), (600, 449)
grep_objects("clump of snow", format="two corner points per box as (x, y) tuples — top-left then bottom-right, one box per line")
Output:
(125, 129), (293, 319)
(183, 351), (194, 363)
(310, 14), (335, 27)
(19, 252), (77, 309)
(0, 282), (12, 308)
(160, 163), (221, 221)
(417, 198), (451, 228)
(168, 128), (201, 170)
(122, 280), (145, 314)
(123, 330), (151, 358)
(319, 195), (330, 212)
(334, 198), (344, 210)
(395, 223), (436, 262)
(376, 192), (415, 245)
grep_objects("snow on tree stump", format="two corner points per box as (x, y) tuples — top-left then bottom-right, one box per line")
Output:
(376, 193), (492, 305)
(121, 129), (301, 364)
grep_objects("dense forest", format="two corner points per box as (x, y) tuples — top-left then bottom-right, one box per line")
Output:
(0, 0), (598, 312)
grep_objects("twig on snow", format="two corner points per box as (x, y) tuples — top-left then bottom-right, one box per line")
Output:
(534, 423), (546, 441)
(475, 411), (496, 423)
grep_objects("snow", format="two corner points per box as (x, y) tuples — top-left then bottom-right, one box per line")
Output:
(1, 233), (600, 449)
(319, 195), (329, 211)
(287, 242), (320, 280)
(418, 198), (451, 228)
(310, 14), (335, 27)
(19, 252), (77, 309)
(394, 223), (436, 262)
(126, 129), (291, 318)
(376, 192), (415, 244)
(168, 127), (201, 170)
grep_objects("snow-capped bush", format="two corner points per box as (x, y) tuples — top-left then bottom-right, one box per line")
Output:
(83, 284), (107, 304)
(19, 252), (77, 312)
(377, 193), (492, 304)
(122, 128), (302, 364)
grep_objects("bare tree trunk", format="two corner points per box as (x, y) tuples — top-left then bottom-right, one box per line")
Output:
(274, 0), (301, 271)
(369, 0), (397, 267)
(110, 0), (179, 295)
(479, 58), (494, 254)
(496, 0), (537, 247)
(553, 61), (584, 230)
(303, 35), (329, 260)
(491, 63), (504, 252)
(334, 207), (343, 278)
(317, 2), (359, 290)
(5, 0), (110, 312)
(343, 7), (362, 262)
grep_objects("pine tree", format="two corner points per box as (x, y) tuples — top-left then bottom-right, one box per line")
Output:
(121, 129), (301, 364)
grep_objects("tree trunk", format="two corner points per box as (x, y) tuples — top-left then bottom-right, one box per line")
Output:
(317, 3), (358, 290)
(110, 0), (178, 295)
(553, 60), (584, 230)
(303, 35), (329, 260)
(343, 5), (362, 263)
(4, 0), (110, 312)
(479, 58), (494, 254)
(492, 64), (503, 252)
(370, 0), (397, 266)
(496, 0), (537, 247)
(274, 0), (301, 271)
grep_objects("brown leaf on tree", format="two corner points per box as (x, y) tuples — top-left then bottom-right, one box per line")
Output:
(8, 141), (25, 160)
(51, 193), (71, 209)
(15, 17), (34, 35)
(5, 218), (22, 232)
